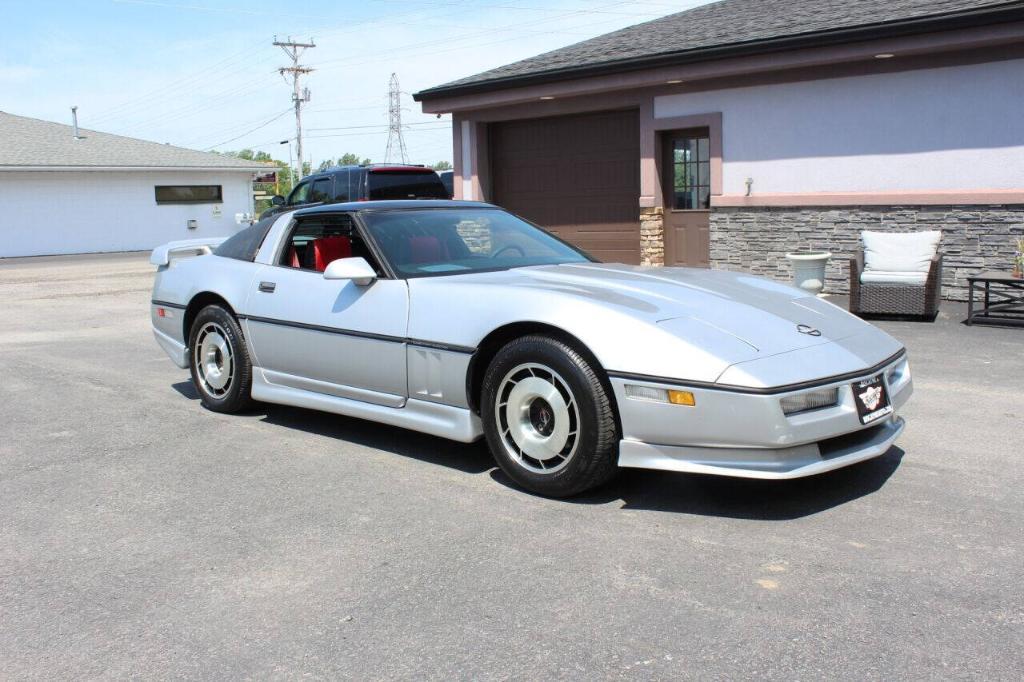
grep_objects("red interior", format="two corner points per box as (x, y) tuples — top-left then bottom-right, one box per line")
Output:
(313, 236), (352, 272)
(409, 236), (445, 263)
(288, 247), (300, 268)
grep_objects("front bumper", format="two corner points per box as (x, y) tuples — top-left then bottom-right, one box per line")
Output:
(612, 353), (911, 479)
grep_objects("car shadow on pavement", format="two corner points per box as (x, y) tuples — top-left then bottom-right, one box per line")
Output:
(172, 379), (902, 516)
(530, 447), (906, 520)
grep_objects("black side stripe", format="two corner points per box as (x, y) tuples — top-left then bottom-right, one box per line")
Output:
(607, 348), (906, 396)
(237, 313), (476, 354)
(151, 299), (187, 310)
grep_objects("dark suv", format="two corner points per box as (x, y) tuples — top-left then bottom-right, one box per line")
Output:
(260, 164), (450, 220)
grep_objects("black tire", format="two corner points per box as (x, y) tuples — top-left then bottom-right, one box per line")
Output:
(481, 335), (619, 497)
(187, 304), (253, 413)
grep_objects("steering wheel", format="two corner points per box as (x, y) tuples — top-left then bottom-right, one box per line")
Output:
(492, 244), (525, 259)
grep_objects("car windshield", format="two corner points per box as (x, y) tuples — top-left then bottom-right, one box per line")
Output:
(360, 208), (593, 278)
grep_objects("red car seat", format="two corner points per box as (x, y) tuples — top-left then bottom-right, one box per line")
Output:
(312, 236), (352, 272)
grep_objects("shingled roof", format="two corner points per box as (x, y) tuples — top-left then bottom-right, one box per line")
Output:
(0, 111), (270, 171)
(416, 0), (1023, 99)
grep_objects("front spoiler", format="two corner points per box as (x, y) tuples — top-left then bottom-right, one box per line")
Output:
(618, 417), (904, 480)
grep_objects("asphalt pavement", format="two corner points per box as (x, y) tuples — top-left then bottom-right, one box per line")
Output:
(1, 253), (1021, 680)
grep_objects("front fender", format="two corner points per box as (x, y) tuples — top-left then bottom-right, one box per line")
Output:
(406, 279), (741, 384)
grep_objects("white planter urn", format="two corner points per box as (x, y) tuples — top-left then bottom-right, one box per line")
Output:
(785, 251), (832, 295)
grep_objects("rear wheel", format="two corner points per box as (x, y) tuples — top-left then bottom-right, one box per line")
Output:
(481, 335), (619, 497)
(188, 304), (253, 413)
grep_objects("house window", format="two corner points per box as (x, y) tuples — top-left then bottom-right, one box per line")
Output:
(154, 185), (223, 204)
(670, 135), (710, 209)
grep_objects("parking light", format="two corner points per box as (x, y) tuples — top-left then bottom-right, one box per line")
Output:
(780, 387), (839, 415)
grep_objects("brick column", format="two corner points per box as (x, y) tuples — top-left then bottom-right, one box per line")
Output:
(640, 206), (665, 266)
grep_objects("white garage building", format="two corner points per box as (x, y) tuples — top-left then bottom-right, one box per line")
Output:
(0, 111), (267, 258)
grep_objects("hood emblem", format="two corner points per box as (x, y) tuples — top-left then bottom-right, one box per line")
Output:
(796, 324), (822, 337)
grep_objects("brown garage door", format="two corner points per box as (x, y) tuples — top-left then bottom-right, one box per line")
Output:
(489, 110), (640, 264)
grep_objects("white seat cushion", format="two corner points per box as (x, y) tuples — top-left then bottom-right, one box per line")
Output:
(861, 230), (941, 275)
(860, 270), (928, 285)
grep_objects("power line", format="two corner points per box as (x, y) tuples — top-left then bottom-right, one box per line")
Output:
(307, 119), (447, 132)
(203, 108), (293, 151)
(306, 125), (450, 140)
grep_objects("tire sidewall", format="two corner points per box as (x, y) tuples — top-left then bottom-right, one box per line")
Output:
(188, 304), (252, 412)
(481, 336), (617, 496)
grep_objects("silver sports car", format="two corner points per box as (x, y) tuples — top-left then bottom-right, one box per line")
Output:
(150, 200), (911, 497)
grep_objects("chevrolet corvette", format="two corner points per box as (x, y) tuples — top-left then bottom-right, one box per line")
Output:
(150, 201), (911, 497)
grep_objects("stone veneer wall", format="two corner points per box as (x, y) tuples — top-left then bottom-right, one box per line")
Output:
(640, 207), (664, 266)
(709, 205), (1024, 301)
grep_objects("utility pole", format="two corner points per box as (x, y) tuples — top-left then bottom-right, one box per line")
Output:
(274, 36), (315, 179)
(384, 73), (409, 164)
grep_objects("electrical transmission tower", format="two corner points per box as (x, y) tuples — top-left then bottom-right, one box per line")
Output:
(274, 36), (315, 180)
(384, 73), (409, 164)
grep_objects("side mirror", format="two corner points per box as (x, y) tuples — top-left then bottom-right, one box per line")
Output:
(322, 257), (377, 286)
(270, 194), (286, 206)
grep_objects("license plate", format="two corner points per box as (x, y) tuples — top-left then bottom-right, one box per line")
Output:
(852, 374), (893, 425)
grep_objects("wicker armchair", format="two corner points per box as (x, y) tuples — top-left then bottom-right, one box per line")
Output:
(849, 250), (942, 318)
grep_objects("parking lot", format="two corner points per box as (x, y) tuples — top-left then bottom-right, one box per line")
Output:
(1, 253), (1021, 680)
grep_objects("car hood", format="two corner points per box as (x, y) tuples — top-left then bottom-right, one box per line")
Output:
(408, 262), (903, 386)
(506, 263), (870, 355)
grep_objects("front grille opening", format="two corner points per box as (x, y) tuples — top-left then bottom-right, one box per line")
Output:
(818, 423), (887, 460)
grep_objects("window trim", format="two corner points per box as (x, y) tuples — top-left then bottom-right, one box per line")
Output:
(154, 184), (223, 205)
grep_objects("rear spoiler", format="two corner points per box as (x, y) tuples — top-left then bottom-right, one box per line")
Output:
(150, 237), (228, 266)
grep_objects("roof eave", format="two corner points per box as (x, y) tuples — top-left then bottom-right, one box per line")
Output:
(414, 3), (1024, 102)
(0, 164), (270, 172)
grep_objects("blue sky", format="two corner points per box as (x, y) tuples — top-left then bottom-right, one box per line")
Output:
(2, 0), (707, 166)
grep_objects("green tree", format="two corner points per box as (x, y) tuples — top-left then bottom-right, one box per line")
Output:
(430, 160), (453, 171)
(225, 148), (296, 214)
(317, 153), (372, 172)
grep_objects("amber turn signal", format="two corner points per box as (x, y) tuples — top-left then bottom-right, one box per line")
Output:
(667, 390), (696, 406)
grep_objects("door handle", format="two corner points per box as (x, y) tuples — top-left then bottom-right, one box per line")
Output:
(258, 281), (276, 293)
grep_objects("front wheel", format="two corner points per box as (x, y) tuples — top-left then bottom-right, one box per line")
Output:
(481, 335), (619, 497)
(188, 304), (253, 413)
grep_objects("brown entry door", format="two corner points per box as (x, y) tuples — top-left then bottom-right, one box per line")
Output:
(663, 131), (710, 267)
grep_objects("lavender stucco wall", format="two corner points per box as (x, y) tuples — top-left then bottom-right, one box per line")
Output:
(654, 59), (1024, 196)
(709, 205), (1024, 301)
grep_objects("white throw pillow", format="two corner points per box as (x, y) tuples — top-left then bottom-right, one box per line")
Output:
(861, 230), (941, 274)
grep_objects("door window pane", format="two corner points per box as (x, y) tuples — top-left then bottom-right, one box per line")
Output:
(309, 178), (332, 203)
(289, 181), (311, 205)
(671, 133), (711, 210)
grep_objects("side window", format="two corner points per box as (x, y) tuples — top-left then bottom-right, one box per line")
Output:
(277, 213), (385, 275)
(309, 177), (332, 203)
(333, 170), (350, 202)
(288, 181), (312, 206)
